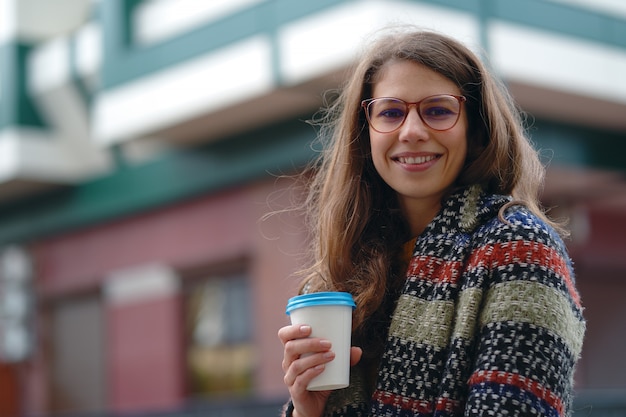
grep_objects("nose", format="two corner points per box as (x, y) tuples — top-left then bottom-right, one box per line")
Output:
(398, 106), (429, 142)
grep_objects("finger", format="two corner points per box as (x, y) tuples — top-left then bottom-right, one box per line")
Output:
(277, 324), (312, 344)
(349, 346), (363, 366)
(284, 350), (334, 387)
(289, 363), (326, 393)
(282, 338), (332, 372)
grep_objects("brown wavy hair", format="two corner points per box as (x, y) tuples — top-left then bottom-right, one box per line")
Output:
(295, 27), (559, 345)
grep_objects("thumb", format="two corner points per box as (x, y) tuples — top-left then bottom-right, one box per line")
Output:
(349, 347), (363, 366)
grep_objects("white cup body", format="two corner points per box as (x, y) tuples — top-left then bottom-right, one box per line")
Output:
(288, 298), (354, 390)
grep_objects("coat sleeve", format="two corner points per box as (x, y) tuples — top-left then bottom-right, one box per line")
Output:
(466, 210), (586, 416)
(280, 400), (295, 417)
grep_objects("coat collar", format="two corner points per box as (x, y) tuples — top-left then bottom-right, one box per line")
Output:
(425, 185), (512, 235)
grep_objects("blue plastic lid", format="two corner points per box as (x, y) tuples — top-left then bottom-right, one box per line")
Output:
(286, 292), (356, 315)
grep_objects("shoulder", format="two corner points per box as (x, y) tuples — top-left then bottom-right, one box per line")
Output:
(469, 200), (583, 312)
(467, 197), (579, 294)
(474, 200), (569, 259)
(445, 186), (572, 275)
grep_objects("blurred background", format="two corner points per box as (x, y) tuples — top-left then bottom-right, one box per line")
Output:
(0, 0), (625, 416)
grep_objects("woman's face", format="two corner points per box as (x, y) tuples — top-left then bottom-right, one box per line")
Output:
(368, 60), (468, 217)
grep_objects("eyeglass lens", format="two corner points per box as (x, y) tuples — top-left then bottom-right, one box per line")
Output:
(365, 95), (462, 132)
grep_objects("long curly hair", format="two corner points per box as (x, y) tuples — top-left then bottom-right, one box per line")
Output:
(295, 27), (557, 345)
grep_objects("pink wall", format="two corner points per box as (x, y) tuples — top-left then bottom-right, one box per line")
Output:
(27, 180), (303, 413)
(570, 205), (626, 390)
(250, 182), (304, 399)
(33, 187), (256, 298)
(576, 270), (626, 389)
(107, 296), (184, 413)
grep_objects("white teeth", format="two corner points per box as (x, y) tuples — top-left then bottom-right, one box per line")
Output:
(397, 155), (437, 164)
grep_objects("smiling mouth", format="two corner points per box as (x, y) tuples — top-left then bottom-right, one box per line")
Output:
(395, 155), (440, 164)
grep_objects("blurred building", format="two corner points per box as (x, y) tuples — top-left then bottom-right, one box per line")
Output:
(0, 0), (625, 416)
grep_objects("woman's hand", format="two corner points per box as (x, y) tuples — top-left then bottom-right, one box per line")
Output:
(278, 324), (362, 417)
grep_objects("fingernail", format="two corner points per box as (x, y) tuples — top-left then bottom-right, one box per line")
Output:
(299, 325), (311, 333)
(320, 339), (331, 348)
(323, 351), (335, 359)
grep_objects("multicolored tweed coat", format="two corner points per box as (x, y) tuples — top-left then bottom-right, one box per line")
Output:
(283, 186), (585, 417)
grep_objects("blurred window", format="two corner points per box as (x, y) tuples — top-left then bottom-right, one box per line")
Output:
(48, 294), (105, 414)
(184, 270), (254, 398)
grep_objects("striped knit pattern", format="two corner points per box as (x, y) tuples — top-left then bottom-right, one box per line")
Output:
(283, 186), (585, 417)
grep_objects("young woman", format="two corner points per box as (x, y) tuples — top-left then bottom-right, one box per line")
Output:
(278, 28), (585, 417)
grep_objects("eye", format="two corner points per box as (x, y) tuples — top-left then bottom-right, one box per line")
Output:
(371, 99), (406, 120)
(420, 96), (460, 120)
(379, 107), (405, 119)
(422, 105), (455, 119)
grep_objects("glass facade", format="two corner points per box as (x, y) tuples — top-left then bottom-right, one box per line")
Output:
(185, 271), (254, 398)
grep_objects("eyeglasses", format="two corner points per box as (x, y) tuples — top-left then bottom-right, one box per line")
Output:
(361, 94), (466, 133)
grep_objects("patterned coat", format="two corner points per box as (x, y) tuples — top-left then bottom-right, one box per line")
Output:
(283, 186), (586, 417)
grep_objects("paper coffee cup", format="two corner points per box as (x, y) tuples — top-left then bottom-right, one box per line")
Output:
(286, 292), (356, 391)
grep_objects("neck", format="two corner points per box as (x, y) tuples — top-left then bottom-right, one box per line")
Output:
(399, 197), (442, 237)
